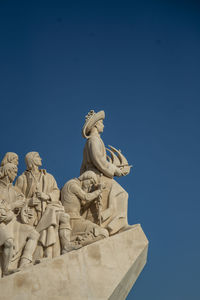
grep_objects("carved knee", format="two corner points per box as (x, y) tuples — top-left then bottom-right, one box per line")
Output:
(59, 212), (71, 230)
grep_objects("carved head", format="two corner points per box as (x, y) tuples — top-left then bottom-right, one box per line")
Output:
(25, 152), (42, 170)
(82, 110), (105, 138)
(0, 163), (18, 183)
(78, 171), (98, 192)
(1, 152), (18, 167)
(95, 119), (104, 134)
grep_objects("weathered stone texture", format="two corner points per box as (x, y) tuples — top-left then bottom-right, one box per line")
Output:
(0, 224), (148, 300)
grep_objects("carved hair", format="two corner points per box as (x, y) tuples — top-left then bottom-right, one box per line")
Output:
(25, 152), (38, 170)
(1, 152), (18, 166)
(78, 171), (98, 184)
(0, 163), (18, 179)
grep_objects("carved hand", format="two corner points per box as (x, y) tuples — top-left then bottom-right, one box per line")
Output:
(14, 198), (26, 209)
(115, 167), (129, 177)
(36, 192), (50, 201)
(114, 167), (124, 177)
(29, 197), (41, 206)
(5, 210), (15, 223)
(0, 210), (14, 223)
(120, 169), (129, 176)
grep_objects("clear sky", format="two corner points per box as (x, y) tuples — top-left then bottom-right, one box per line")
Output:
(0, 0), (200, 299)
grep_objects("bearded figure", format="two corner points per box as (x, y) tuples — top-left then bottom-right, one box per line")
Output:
(0, 163), (39, 277)
(1, 152), (19, 167)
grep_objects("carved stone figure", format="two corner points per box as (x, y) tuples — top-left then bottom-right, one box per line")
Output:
(0, 109), (148, 299)
(81, 110), (132, 235)
(1, 152), (19, 167)
(0, 163), (39, 277)
(15, 152), (79, 259)
(1, 153), (34, 226)
(61, 171), (109, 245)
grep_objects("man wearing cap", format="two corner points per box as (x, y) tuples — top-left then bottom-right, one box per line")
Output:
(80, 110), (130, 235)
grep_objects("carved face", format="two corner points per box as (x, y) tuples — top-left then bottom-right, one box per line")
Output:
(11, 156), (18, 166)
(82, 179), (94, 192)
(33, 153), (42, 167)
(95, 120), (104, 133)
(8, 167), (18, 183)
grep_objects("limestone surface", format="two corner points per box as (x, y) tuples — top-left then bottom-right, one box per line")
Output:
(81, 110), (132, 236)
(0, 111), (149, 297)
(0, 224), (148, 300)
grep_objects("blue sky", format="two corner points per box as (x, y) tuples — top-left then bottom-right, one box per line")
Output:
(0, 0), (200, 299)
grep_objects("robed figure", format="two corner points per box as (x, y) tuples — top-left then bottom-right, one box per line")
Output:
(80, 110), (131, 235)
(15, 152), (79, 259)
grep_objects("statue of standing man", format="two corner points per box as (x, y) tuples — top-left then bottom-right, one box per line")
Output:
(15, 152), (79, 259)
(80, 110), (132, 235)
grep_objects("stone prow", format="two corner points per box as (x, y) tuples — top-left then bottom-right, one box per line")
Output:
(0, 224), (148, 300)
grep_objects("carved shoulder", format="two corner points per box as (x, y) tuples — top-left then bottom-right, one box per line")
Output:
(15, 173), (27, 194)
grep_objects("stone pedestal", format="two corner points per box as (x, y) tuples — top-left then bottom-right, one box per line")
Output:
(0, 224), (148, 300)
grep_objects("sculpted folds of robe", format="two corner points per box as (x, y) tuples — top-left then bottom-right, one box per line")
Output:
(15, 170), (62, 257)
(15, 169), (60, 227)
(0, 182), (39, 274)
(80, 134), (128, 235)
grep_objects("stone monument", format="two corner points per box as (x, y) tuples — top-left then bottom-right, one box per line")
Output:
(0, 110), (148, 299)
